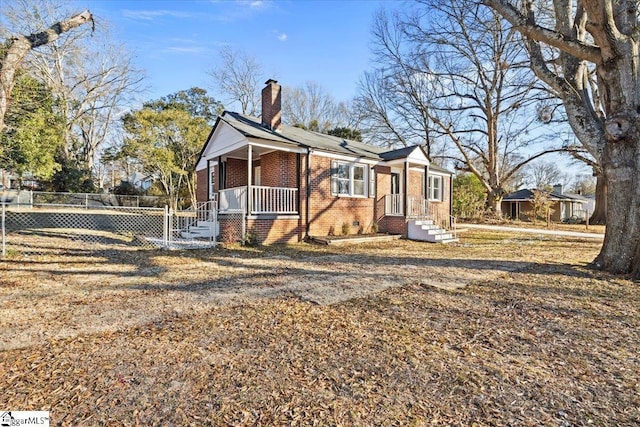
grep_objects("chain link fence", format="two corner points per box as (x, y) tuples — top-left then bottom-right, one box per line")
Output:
(1, 198), (218, 257)
(6, 190), (166, 208)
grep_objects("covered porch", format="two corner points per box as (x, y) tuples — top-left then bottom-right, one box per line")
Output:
(378, 150), (432, 219)
(383, 194), (429, 218)
(205, 138), (305, 216)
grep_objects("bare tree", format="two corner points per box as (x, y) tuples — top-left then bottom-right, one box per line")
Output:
(282, 81), (349, 132)
(354, 20), (436, 152)
(530, 189), (555, 225)
(24, 29), (143, 172)
(0, 6), (92, 133)
(207, 46), (264, 116)
(570, 173), (597, 196)
(2, 0), (143, 178)
(359, 0), (562, 216)
(484, 0), (640, 277)
(526, 160), (568, 190)
(564, 142), (606, 224)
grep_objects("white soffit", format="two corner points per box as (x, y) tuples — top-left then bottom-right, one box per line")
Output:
(310, 149), (379, 165)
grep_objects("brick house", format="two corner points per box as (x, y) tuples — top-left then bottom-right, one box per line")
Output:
(501, 185), (590, 222)
(195, 79), (454, 244)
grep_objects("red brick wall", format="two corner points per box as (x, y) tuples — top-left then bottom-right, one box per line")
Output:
(379, 216), (407, 235)
(409, 169), (425, 197)
(246, 217), (304, 244)
(260, 151), (297, 187)
(226, 158), (248, 188)
(261, 81), (282, 131)
(196, 169), (208, 203)
(307, 156), (375, 236)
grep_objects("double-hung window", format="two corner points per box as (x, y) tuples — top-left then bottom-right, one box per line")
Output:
(428, 175), (443, 201)
(331, 161), (368, 197)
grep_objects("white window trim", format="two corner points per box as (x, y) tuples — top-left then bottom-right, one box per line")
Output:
(208, 167), (216, 199)
(331, 160), (370, 198)
(428, 175), (443, 201)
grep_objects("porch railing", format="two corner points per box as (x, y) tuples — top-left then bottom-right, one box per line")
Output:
(407, 196), (428, 218)
(384, 194), (428, 217)
(252, 186), (298, 214)
(218, 186), (298, 214)
(384, 193), (404, 216)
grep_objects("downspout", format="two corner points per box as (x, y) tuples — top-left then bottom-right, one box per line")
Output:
(404, 160), (409, 219)
(296, 152), (301, 238)
(247, 144), (253, 216)
(424, 164), (429, 217)
(305, 148), (312, 240)
(449, 172), (454, 228)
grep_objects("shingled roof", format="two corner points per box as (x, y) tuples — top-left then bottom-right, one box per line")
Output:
(214, 111), (451, 174)
(503, 188), (589, 202)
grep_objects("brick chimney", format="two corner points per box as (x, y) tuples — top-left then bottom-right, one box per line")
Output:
(553, 184), (563, 194)
(261, 79), (281, 131)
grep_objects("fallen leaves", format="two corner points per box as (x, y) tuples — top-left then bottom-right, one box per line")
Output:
(0, 231), (638, 425)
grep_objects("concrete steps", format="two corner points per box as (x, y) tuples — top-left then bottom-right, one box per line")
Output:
(180, 220), (217, 239)
(407, 219), (458, 243)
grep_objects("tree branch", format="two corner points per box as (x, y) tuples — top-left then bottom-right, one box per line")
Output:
(0, 10), (93, 133)
(483, 0), (602, 64)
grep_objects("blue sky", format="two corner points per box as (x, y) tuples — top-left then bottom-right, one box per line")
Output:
(81, 0), (395, 108)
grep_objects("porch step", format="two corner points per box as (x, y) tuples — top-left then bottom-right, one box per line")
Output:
(180, 222), (217, 239)
(407, 219), (458, 244)
(439, 238), (459, 244)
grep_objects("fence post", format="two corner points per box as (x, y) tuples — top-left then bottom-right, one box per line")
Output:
(1, 202), (5, 257)
(30, 190), (33, 208)
(163, 205), (169, 249)
(586, 209), (590, 231)
(213, 202), (218, 246)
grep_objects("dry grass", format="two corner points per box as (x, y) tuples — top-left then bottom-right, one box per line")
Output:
(1, 230), (638, 426)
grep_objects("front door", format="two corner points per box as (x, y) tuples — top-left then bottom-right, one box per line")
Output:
(391, 173), (400, 194)
(254, 166), (261, 186)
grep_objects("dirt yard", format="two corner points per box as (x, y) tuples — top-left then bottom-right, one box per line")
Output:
(1, 230), (638, 426)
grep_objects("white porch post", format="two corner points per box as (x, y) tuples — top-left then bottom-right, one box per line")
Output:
(247, 144), (253, 214)
(404, 159), (409, 217)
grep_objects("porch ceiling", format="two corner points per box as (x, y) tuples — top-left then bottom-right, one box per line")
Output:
(222, 142), (300, 160)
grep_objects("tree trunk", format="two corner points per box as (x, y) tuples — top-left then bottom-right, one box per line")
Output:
(592, 137), (640, 279)
(0, 10), (92, 133)
(485, 190), (503, 218)
(589, 173), (607, 225)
